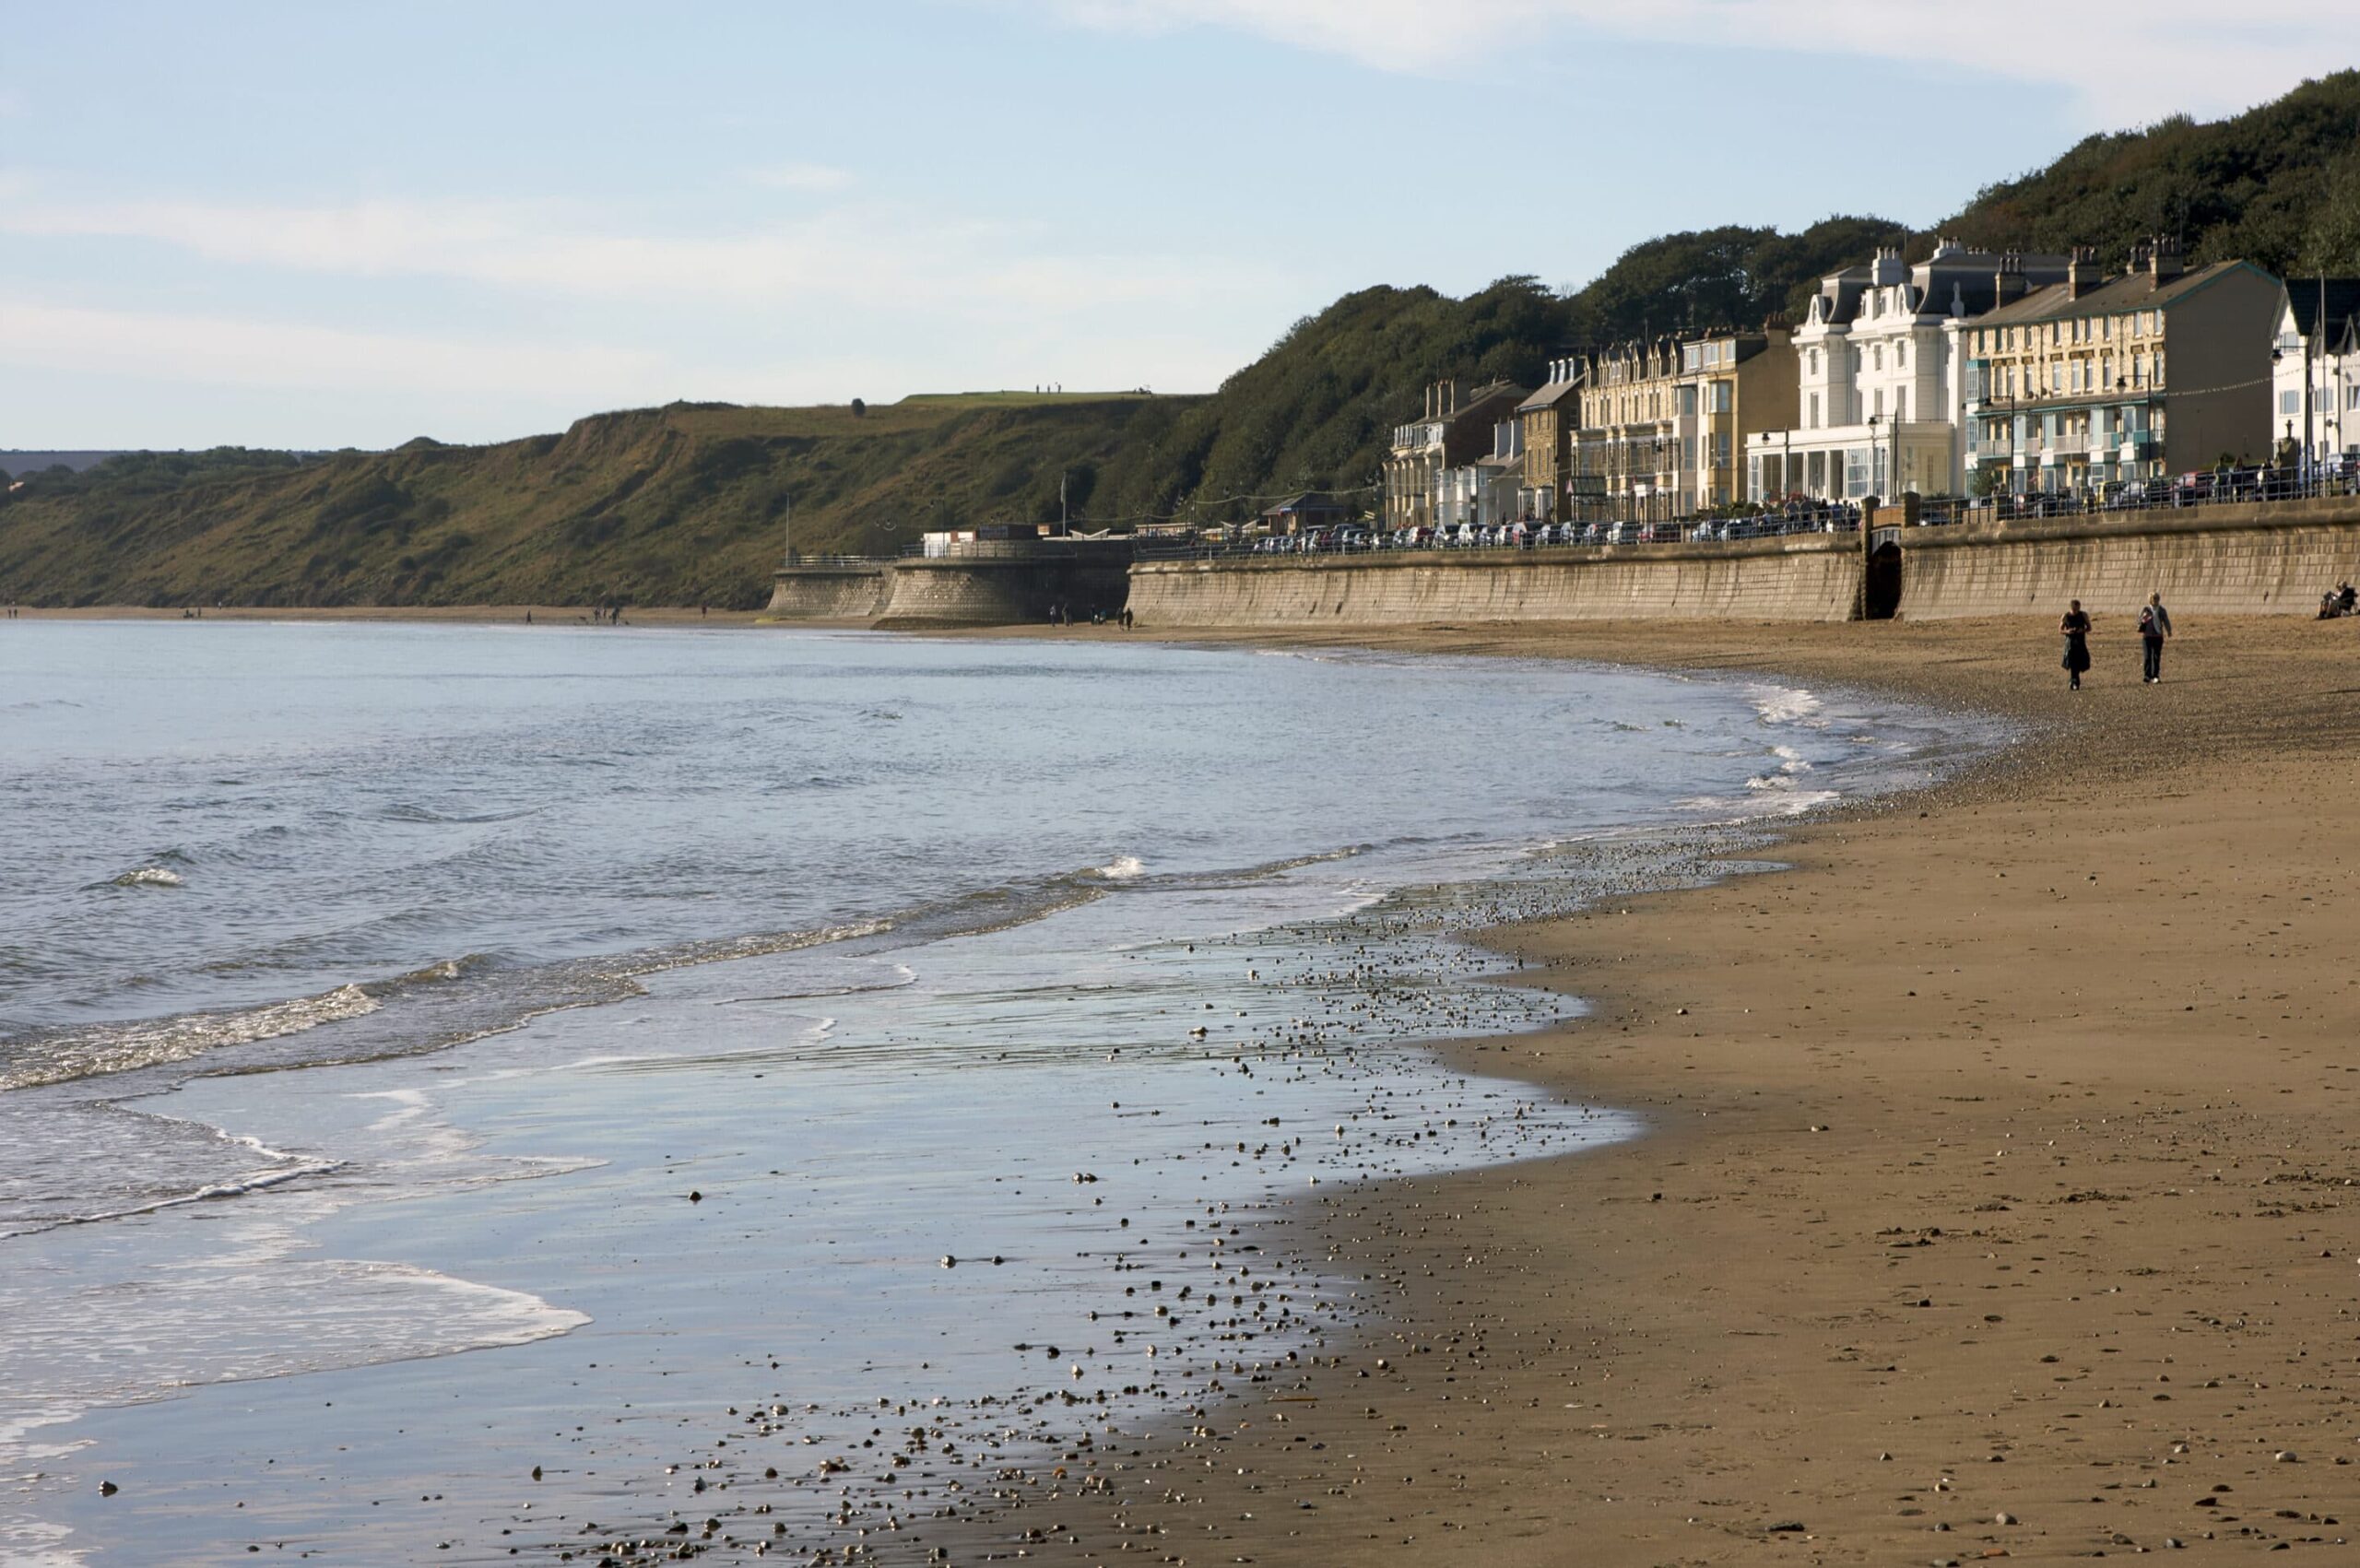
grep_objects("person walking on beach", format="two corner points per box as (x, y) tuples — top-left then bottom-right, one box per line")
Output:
(2060, 599), (2093, 690)
(2138, 592), (2174, 683)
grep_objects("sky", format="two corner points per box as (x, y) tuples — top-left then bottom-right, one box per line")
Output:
(2, 1), (2353, 451)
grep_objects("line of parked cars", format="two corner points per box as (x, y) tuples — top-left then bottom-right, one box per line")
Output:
(1245, 506), (1865, 556)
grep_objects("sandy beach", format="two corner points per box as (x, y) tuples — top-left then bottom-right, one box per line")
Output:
(938, 613), (2360, 1564)
(16, 608), (2358, 1564)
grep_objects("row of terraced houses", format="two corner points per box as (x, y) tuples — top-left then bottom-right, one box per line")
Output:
(1382, 239), (2360, 532)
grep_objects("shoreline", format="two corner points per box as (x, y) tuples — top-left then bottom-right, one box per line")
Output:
(21, 610), (2360, 1562)
(927, 614), (2360, 1564)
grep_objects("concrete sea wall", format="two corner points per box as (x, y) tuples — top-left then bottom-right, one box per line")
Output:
(765, 564), (890, 621)
(1127, 536), (1865, 627)
(1893, 499), (2360, 619)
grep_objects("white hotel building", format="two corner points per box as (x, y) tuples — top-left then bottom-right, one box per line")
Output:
(2271, 277), (2360, 467)
(1747, 242), (2071, 503)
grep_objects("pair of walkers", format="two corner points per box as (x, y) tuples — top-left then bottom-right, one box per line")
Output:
(2059, 593), (2173, 690)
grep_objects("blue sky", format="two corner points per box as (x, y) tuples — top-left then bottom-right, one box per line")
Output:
(2, 1), (2348, 450)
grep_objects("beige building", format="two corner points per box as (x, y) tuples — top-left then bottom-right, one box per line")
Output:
(1571, 327), (1796, 519)
(1961, 241), (2281, 493)
(1384, 380), (1528, 530)
(1515, 360), (1583, 522)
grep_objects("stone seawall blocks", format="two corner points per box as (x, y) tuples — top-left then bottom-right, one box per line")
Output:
(1895, 501), (2360, 620)
(1127, 538), (1864, 627)
(766, 566), (890, 621)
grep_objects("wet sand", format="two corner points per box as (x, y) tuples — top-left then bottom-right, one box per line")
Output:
(953, 615), (2360, 1564)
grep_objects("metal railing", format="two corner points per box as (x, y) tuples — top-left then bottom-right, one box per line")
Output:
(1918, 461), (2360, 527)
(1129, 462), (2360, 561)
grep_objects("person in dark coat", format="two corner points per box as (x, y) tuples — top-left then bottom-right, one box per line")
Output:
(2138, 592), (2174, 683)
(2060, 599), (2093, 690)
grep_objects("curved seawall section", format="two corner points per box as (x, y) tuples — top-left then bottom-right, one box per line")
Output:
(766, 564), (890, 621)
(1127, 536), (1864, 627)
(1894, 500), (2360, 619)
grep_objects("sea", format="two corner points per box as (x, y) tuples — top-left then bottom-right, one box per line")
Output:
(0, 620), (1988, 1564)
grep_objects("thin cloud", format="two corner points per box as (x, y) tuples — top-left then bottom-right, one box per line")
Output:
(0, 298), (667, 398)
(0, 186), (1280, 313)
(1040, 0), (2354, 124)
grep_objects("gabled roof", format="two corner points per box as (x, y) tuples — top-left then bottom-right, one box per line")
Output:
(2283, 278), (2360, 338)
(1516, 376), (1582, 413)
(1976, 260), (2266, 327)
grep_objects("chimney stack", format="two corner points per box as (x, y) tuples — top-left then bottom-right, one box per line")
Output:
(2067, 246), (2101, 300)
(2147, 236), (2183, 287)
(1993, 253), (2028, 307)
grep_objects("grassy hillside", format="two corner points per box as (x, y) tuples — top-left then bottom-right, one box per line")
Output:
(6, 74), (2358, 607)
(0, 397), (1195, 609)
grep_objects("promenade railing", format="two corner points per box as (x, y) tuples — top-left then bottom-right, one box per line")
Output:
(931, 463), (2360, 567)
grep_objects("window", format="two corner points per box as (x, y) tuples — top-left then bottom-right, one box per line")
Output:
(1711, 382), (1731, 414)
(1873, 389), (1885, 417)
(1809, 393), (1821, 429)
(1845, 447), (1870, 498)
(2283, 391), (2302, 416)
(1872, 346), (1884, 371)
(1808, 348), (1820, 374)
(1895, 340), (1906, 369)
(2348, 384), (2360, 412)
(1895, 389), (1908, 421)
(1676, 385), (1698, 417)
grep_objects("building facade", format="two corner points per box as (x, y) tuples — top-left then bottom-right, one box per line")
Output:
(1960, 241), (2282, 494)
(1570, 327), (1795, 519)
(1747, 241), (2072, 504)
(1384, 380), (1528, 530)
(2271, 278), (2360, 466)
(1515, 359), (1583, 522)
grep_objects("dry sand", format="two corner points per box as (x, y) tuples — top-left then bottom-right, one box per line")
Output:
(955, 615), (2360, 1565)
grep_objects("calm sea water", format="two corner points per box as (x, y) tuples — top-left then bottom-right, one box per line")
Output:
(0, 621), (1981, 1564)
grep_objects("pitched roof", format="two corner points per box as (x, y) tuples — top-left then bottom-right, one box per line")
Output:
(2283, 278), (2360, 337)
(1516, 376), (1582, 413)
(1975, 260), (2260, 327)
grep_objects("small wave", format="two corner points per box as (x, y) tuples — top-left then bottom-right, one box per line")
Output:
(1750, 685), (1824, 725)
(20, 1157), (346, 1235)
(110, 867), (183, 889)
(1094, 855), (1146, 880)
(379, 803), (542, 825)
(0, 982), (385, 1092)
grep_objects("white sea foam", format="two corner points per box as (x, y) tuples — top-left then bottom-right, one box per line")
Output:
(1095, 855), (1146, 879)
(110, 866), (183, 889)
(0, 983), (384, 1092)
(1749, 685), (1825, 725)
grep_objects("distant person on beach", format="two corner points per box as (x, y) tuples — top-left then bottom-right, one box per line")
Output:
(2060, 600), (2093, 690)
(2138, 593), (2173, 683)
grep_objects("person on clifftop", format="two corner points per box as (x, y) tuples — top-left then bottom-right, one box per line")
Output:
(2060, 600), (2093, 690)
(2138, 593), (2174, 683)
